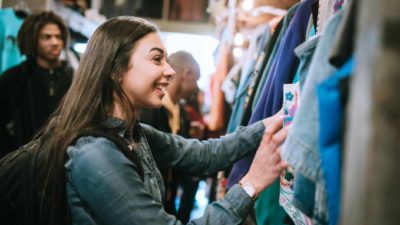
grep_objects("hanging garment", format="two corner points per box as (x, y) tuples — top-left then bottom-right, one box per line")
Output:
(317, 0), (336, 33)
(222, 24), (269, 105)
(250, 3), (301, 114)
(228, 2), (298, 188)
(278, 29), (320, 223)
(293, 33), (319, 89)
(239, 15), (286, 128)
(329, 0), (356, 68)
(0, 8), (25, 74)
(281, 11), (344, 225)
(205, 43), (229, 132)
(280, 82), (313, 225)
(278, 13), (318, 225)
(317, 57), (354, 225)
(231, 1), (315, 225)
(226, 25), (271, 133)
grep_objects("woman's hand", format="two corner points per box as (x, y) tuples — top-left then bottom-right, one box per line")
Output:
(240, 115), (288, 197)
(262, 108), (284, 128)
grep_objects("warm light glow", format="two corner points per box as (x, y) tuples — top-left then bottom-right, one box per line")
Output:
(241, 0), (254, 12)
(72, 43), (87, 54)
(233, 47), (243, 58)
(159, 32), (219, 91)
(234, 33), (244, 46)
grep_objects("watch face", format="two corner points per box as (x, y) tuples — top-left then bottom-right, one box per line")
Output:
(242, 183), (256, 198)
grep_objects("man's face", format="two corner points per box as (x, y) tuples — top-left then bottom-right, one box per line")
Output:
(181, 64), (200, 100)
(37, 23), (63, 63)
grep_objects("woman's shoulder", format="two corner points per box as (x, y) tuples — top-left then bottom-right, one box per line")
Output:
(66, 136), (123, 162)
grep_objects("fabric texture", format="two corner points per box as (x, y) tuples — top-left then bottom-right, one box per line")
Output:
(281, 11), (344, 224)
(66, 117), (265, 225)
(139, 102), (191, 217)
(227, 2), (302, 190)
(317, 57), (354, 225)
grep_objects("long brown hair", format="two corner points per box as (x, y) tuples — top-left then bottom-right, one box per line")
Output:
(37, 16), (158, 225)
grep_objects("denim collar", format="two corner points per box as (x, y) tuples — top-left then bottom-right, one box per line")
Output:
(103, 117), (126, 129)
(102, 117), (145, 145)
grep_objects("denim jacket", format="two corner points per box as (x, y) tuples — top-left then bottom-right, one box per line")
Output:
(65, 118), (265, 225)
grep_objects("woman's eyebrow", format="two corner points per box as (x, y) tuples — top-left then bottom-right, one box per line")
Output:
(149, 47), (164, 55)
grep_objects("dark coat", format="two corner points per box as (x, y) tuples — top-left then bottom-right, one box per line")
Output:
(0, 59), (73, 157)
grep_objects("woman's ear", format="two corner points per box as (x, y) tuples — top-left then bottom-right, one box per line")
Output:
(111, 72), (123, 84)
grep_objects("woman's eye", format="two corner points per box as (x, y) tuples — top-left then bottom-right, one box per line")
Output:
(153, 56), (162, 64)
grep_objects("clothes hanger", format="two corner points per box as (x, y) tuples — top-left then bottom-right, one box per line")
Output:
(14, 0), (33, 19)
(250, 5), (288, 17)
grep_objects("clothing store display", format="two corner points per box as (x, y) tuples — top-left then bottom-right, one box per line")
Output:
(0, 59), (73, 157)
(217, 1), (370, 224)
(1, 0), (395, 224)
(226, 1), (314, 224)
(282, 11), (344, 224)
(227, 2), (301, 191)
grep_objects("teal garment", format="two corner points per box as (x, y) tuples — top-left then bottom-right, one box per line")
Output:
(256, 179), (283, 225)
(251, 3), (300, 111)
(0, 8), (25, 74)
(292, 25), (316, 84)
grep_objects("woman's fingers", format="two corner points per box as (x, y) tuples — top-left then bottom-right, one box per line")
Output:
(264, 116), (284, 137)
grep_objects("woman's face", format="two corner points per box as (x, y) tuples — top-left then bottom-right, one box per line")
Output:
(121, 32), (175, 109)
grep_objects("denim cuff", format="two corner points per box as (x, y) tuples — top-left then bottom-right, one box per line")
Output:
(248, 120), (266, 142)
(224, 184), (254, 219)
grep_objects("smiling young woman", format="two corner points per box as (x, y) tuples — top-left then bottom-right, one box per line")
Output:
(35, 16), (288, 225)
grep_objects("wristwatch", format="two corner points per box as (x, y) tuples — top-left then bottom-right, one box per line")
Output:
(239, 182), (258, 201)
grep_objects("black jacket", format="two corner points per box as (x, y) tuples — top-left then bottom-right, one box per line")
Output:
(0, 59), (73, 158)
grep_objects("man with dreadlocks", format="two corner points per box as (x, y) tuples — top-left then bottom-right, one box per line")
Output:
(0, 11), (73, 158)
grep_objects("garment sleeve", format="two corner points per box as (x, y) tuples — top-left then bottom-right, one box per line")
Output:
(142, 121), (265, 176)
(66, 137), (254, 225)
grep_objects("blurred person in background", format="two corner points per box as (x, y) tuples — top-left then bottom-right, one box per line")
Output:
(0, 11), (73, 158)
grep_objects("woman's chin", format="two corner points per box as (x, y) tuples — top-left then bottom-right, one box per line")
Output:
(143, 102), (163, 109)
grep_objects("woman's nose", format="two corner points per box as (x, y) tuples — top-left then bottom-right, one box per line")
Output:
(164, 62), (176, 80)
